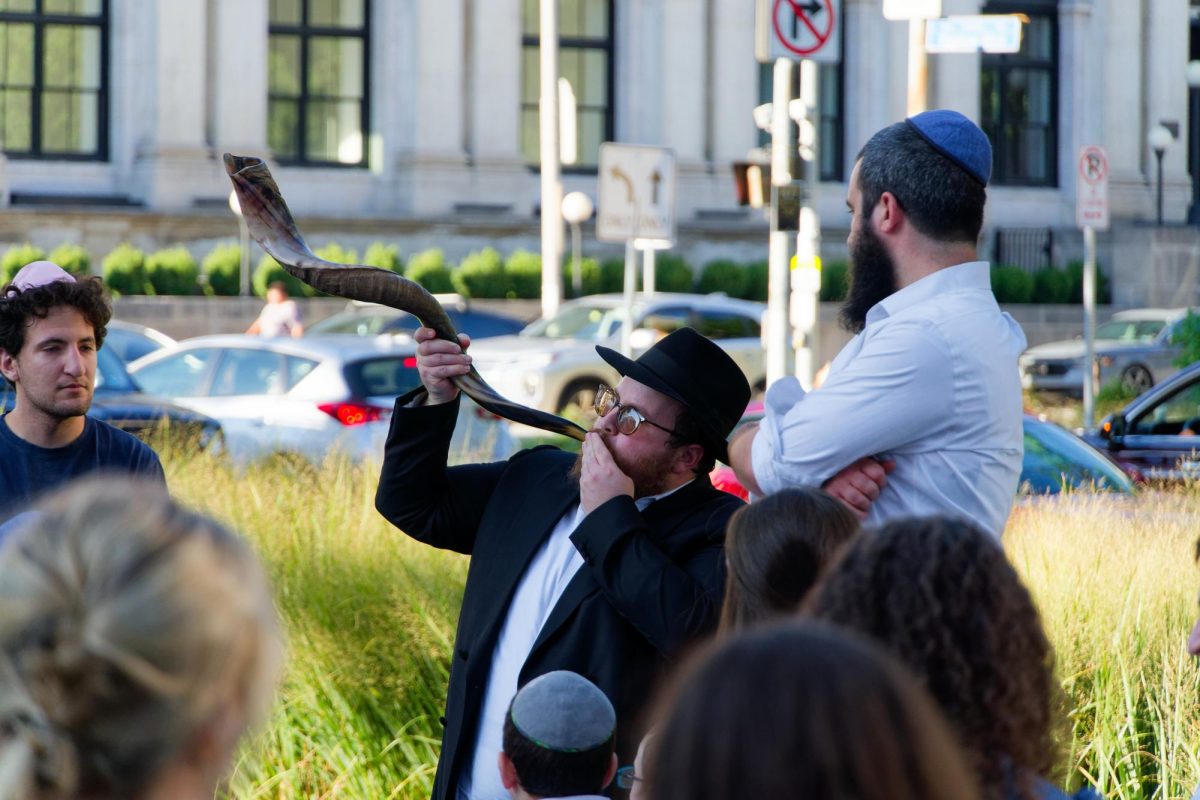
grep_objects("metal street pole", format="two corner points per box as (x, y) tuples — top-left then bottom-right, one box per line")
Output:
(906, 19), (928, 116)
(621, 240), (636, 357)
(1190, 61), (1200, 225)
(642, 246), (656, 295)
(538, 0), (564, 318)
(766, 57), (794, 387)
(1156, 147), (1165, 226)
(793, 58), (821, 389)
(1082, 225), (1097, 427)
(238, 219), (251, 296)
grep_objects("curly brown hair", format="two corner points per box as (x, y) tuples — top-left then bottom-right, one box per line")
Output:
(807, 516), (1058, 800)
(0, 276), (110, 359)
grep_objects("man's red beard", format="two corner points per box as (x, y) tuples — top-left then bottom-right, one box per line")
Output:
(568, 433), (677, 499)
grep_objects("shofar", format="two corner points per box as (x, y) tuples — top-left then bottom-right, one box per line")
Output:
(223, 153), (587, 442)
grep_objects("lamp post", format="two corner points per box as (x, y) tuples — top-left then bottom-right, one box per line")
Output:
(1149, 125), (1173, 226)
(561, 191), (593, 297)
(228, 189), (251, 296)
(1188, 60), (1200, 225)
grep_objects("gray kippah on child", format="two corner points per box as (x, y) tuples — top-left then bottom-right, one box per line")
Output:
(509, 670), (616, 753)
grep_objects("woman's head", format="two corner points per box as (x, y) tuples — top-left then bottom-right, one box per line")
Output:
(648, 621), (981, 800)
(719, 488), (859, 633)
(0, 478), (282, 799)
(807, 516), (1057, 799)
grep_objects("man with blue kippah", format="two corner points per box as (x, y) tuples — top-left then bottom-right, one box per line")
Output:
(729, 109), (1027, 537)
(498, 671), (618, 800)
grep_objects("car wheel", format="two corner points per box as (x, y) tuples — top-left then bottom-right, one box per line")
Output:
(1120, 364), (1154, 395)
(558, 380), (601, 427)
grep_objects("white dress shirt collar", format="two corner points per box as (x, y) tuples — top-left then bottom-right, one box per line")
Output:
(867, 261), (991, 326)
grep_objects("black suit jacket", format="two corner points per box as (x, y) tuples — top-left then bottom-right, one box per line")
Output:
(375, 391), (743, 800)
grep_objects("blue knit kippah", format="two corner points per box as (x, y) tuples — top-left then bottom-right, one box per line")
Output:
(509, 671), (616, 753)
(905, 109), (993, 186)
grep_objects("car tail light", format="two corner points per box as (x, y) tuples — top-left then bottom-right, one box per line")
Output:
(318, 402), (389, 426)
(403, 356), (418, 368)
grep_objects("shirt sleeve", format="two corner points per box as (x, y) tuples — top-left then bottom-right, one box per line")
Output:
(751, 317), (956, 493)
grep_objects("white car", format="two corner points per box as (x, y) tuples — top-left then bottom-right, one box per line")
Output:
(127, 334), (515, 466)
(465, 293), (769, 420)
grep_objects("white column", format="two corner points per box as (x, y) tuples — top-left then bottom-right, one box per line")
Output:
(132, 2), (220, 209)
(212, 0), (269, 155)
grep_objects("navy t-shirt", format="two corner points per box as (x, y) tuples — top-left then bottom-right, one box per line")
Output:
(0, 414), (165, 523)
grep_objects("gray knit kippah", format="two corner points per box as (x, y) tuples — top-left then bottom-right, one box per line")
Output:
(509, 671), (616, 753)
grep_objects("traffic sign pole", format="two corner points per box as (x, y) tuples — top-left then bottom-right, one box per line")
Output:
(621, 240), (637, 357)
(538, 0), (564, 318)
(1083, 226), (1097, 428)
(792, 58), (821, 389)
(767, 58), (795, 386)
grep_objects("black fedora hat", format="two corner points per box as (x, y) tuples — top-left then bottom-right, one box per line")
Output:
(596, 327), (751, 463)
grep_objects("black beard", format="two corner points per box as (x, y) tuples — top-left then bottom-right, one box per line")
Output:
(839, 221), (897, 334)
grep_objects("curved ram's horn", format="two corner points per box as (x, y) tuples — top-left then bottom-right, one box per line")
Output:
(223, 153), (587, 442)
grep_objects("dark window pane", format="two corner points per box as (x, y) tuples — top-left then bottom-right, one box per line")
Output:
(309, 0), (364, 28)
(44, 0), (102, 14)
(305, 98), (362, 163)
(1, 88), (30, 150)
(577, 107), (604, 166)
(269, 35), (302, 95)
(521, 45), (538, 103)
(41, 88), (96, 153)
(308, 36), (362, 97)
(270, 0), (302, 25)
(268, 97), (300, 159)
(44, 25), (100, 89)
(522, 0), (538, 36)
(0, 0), (35, 11)
(582, 0), (608, 37)
(561, 0), (582, 37)
(344, 357), (421, 398)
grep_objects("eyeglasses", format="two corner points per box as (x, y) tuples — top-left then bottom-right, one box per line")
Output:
(595, 384), (680, 438)
(616, 765), (642, 790)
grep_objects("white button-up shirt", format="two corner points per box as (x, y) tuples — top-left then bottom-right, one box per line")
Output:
(459, 484), (689, 800)
(751, 261), (1026, 537)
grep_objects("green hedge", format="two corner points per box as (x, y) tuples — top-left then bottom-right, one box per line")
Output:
(819, 261), (848, 302)
(202, 243), (243, 296)
(654, 254), (694, 293)
(405, 248), (454, 294)
(102, 244), (147, 296)
(454, 247), (506, 298)
(48, 244), (91, 278)
(504, 250), (542, 299)
(1, 244), (47, 287)
(145, 246), (199, 295)
(253, 255), (307, 298)
(698, 259), (746, 297)
(363, 242), (402, 273)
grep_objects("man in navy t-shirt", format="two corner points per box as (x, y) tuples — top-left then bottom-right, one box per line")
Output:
(0, 261), (164, 524)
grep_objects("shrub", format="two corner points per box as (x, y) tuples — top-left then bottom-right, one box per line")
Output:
(819, 260), (849, 302)
(102, 243), (148, 296)
(600, 258), (626, 293)
(698, 260), (748, 297)
(1, 243), (47, 286)
(454, 247), (507, 298)
(253, 254), (307, 298)
(1031, 267), (1071, 304)
(202, 243), (244, 296)
(742, 260), (769, 302)
(1096, 377), (1141, 415)
(562, 256), (603, 298)
(1065, 260), (1112, 305)
(991, 265), (1034, 304)
(48, 244), (91, 278)
(364, 242), (403, 273)
(405, 248), (455, 294)
(504, 250), (542, 299)
(145, 246), (200, 295)
(1171, 310), (1200, 368)
(653, 254), (694, 293)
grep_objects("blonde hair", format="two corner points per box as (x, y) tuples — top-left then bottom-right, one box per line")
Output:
(0, 478), (282, 799)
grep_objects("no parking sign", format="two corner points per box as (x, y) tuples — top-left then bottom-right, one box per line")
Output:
(756, 0), (842, 63)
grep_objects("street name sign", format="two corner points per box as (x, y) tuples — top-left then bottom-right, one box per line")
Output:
(925, 14), (1023, 54)
(596, 143), (677, 245)
(1076, 145), (1110, 231)
(756, 0), (842, 64)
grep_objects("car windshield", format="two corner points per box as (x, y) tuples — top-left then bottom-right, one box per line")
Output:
(522, 303), (633, 341)
(1020, 419), (1134, 494)
(95, 346), (139, 393)
(1095, 319), (1166, 342)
